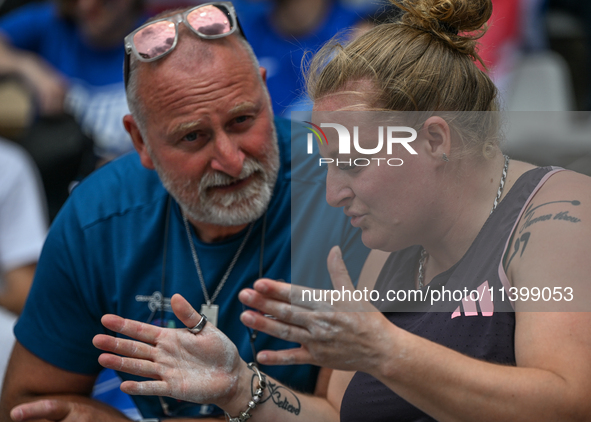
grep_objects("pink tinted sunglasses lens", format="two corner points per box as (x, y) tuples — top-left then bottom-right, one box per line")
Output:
(187, 5), (232, 36)
(133, 20), (176, 59)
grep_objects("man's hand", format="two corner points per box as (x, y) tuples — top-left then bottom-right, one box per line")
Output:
(93, 294), (250, 411)
(0, 39), (67, 116)
(19, 55), (67, 116)
(10, 399), (127, 422)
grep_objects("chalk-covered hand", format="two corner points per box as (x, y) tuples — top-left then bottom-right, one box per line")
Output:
(93, 294), (249, 409)
(239, 246), (397, 375)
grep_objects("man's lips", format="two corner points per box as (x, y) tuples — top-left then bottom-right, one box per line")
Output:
(206, 173), (255, 193)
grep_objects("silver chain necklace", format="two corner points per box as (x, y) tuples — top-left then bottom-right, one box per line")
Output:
(182, 213), (254, 326)
(418, 154), (510, 288)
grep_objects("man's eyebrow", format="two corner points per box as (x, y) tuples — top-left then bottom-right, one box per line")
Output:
(170, 120), (204, 136)
(228, 101), (259, 115)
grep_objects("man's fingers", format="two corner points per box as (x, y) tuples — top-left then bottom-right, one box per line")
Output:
(98, 353), (159, 379)
(100, 314), (161, 344)
(327, 246), (355, 292)
(170, 293), (203, 329)
(256, 347), (313, 366)
(10, 399), (69, 421)
(120, 380), (170, 396)
(93, 334), (153, 360)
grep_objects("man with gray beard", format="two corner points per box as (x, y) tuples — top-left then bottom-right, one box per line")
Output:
(1, 4), (369, 422)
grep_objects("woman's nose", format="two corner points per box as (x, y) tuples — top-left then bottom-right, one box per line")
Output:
(325, 166), (354, 208)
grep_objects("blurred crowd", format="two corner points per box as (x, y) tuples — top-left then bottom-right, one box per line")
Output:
(0, 0), (589, 395)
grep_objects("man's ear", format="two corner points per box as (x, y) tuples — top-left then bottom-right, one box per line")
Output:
(259, 66), (267, 84)
(123, 114), (155, 170)
(420, 116), (452, 162)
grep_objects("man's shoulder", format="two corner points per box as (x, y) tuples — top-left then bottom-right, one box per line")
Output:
(65, 152), (167, 228)
(274, 116), (327, 185)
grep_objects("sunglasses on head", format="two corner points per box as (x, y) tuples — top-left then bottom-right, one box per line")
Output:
(123, 2), (244, 88)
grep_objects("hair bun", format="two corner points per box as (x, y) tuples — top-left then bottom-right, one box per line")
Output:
(392, 0), (492, 33)
(391, 0), (492, 64)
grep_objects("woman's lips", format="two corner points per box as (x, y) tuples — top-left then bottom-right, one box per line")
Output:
(345, 211), (366, 227)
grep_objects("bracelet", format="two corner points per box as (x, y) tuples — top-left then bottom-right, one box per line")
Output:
(225, 362), (267, 422)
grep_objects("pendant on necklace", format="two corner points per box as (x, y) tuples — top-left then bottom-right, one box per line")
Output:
(200, 304), (219, 327)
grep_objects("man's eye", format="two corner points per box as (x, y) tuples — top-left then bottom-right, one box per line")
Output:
(233, 115), (252, 125)
(182, 132), (198, 142)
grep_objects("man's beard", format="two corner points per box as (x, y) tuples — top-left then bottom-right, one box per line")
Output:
(150, 130), (280, 226)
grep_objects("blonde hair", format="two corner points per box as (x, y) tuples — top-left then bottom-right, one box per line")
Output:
(307, 0), (501, 159)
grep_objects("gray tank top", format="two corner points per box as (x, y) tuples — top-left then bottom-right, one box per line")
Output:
(340, 166), (563, 422)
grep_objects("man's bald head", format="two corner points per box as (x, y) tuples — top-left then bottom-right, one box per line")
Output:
(125, 7), (263, 138)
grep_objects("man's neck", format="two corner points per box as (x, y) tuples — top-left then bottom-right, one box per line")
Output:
(186, 216), (249, 243)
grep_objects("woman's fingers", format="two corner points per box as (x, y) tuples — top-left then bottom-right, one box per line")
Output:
(98, 353), (159, 379)
(251, 278), (293, 302)
(100, 314), (161, 344)
(93, 334), (153, 360)
(240, 310), (308, 344)
(239, 286), (312, 328)
(256, 347), (313, 366)
(327, 246), (355, 293)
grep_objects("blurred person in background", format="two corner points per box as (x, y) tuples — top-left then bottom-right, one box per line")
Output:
(0, 138), (47, 392)
(547, 0), (591, 110)
(238, 0), (364, 116)
(0, 0), (148, 219)
(0, 0), (146, 158)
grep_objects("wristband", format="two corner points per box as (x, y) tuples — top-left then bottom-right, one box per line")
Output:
(225, 362), (267, 422)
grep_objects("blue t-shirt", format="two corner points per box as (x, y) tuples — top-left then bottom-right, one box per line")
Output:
(239, 2), (361, 116)
(15, 117), (369, 418)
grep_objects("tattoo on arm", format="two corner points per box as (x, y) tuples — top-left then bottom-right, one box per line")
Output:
(519, 200), (581, 234)
(505, 200), (582, 271)
(260, 379), (302, 416)
(505, 232), (531, 270)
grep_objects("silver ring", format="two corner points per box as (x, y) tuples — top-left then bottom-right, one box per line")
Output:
(187, 313), (207, 334)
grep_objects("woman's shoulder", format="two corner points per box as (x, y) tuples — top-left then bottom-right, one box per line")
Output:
(509, 162), (591, 242)
(506, 165), (590, 311)
(535, 167), (591, 196)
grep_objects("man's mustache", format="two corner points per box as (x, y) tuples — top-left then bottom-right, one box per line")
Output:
(199, 158), (266, 192)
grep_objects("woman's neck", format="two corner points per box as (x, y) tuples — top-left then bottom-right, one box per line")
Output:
(421, 155), (534, 284)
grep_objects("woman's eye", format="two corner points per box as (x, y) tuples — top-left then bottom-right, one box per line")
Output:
(337, 162), (355, 171)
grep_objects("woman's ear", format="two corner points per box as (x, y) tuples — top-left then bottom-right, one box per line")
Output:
(420, 116), (452, 162)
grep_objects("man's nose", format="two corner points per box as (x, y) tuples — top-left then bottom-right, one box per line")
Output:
(210, 133), (245, 178)
(325, 166), (354, 208)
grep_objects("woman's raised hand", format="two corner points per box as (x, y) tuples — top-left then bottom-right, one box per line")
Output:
(93, 294), (249, 408)
(239, 246), (396, 375)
